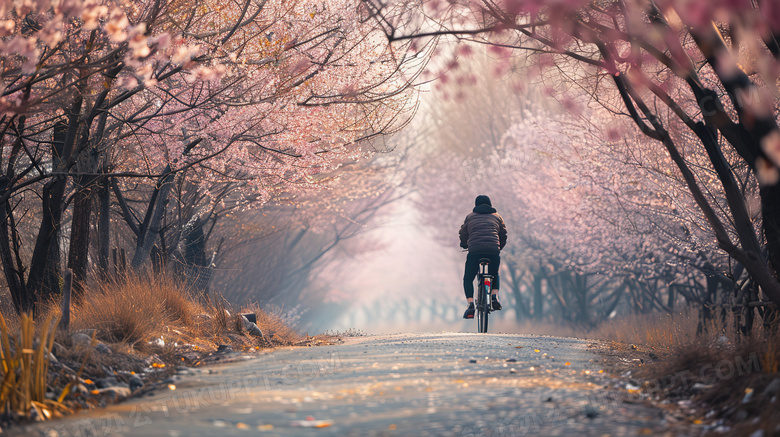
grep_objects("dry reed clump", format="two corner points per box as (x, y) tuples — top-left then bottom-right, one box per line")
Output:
(0, 312), (69, 421)
(588, 309), (701, 350)
(640, 328), (780, 434)
(595, 308), (780, 435)
(208, 296), (232, 335)
(0, 273), (309, 426)
(69, 275), (204, 346)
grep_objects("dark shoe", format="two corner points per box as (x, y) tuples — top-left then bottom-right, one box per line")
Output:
(463, 303), (475, 319)
(491, 295), (502, 311)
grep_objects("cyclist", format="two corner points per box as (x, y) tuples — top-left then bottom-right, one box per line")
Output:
(459, 195), (507, 319)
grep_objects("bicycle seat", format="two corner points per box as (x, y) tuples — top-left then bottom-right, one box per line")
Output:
(479, 258), (491, 264)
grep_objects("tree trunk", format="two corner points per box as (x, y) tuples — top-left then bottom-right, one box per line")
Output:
(575, 273), (589, 326)
(41, 122), (67, 299)
(761, 184), (780, 277)
(27, 99), (81, 306)
(533, 273), (543, 320)
(67, 177), (94, 292)
(0, 184), (27, 313)
(58, 269), (72, 333)
(132, 166), (174, 269)
(97, 177), (111, 278)
(27, 178), (68, 305)
(40, 227), (61, 301)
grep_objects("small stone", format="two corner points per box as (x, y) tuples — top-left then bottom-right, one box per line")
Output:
(241, 316), (263, 337)
(129, 375), (144, 392)
(469, 359), (477, 364)
(509, 368), (516, 373)
(742, 388), (755, 404)
(95, 377), (119, 389)
(761, 379), (780, 398)
(692, 383), (714, 392)
(583, 405), (600, 418)
(51, 342), (66, 357)
(95, 343), (112, 354)
(70, 332), (92, 349)
(99, 387), (132, 403)
(71, 383), (89, 395)
(506, 358), (517, 362)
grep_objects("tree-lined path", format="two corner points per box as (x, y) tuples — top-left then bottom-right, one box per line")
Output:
(15, 333), (688, 437)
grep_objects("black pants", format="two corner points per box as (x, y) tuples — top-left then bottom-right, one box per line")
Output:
(463, 252), (500, 299)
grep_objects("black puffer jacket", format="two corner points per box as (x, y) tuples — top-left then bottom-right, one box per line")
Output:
(459, 204), (507, 254)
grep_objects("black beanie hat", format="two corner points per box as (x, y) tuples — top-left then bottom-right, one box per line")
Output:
(475, 195), (491, 207)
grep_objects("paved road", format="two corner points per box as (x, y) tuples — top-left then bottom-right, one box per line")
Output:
(17, 333), (688, 437)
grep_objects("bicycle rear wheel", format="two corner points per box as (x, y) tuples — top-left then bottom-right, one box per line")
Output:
(477, 278), (489, 333)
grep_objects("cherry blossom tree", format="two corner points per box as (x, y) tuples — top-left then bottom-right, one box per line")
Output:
(364, 0), (780, 312)
(412, 46), (760, 327)
(0, 0), (422, 313)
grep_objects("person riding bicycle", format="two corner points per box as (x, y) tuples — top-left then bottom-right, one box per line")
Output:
(459, 195), (507, 319)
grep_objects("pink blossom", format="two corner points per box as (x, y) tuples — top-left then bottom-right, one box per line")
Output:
(39, 15), (64, 48)
(761, 130), (780, 168)
(149, 33), (171, 50)
(105, 8), (129, 43)
(13, 0), (34, 17)
(457, 44), (473, 57)
(56, 0), (83, 17)
(128, 33), (150, 58)
(0, 20), (14, 40)
(194, 65), (226, 81)
(81, 0), (108, 31)
(675, 0), (714, 29)
(287, 58), (311, 76)
(172, 45), (200, 64)
(760, 0), (780, 32)
(757, 157), (780, 185)
(487, 44), (511, 58)
(117, 75), (138, 89)
(561, 96), (582, 117)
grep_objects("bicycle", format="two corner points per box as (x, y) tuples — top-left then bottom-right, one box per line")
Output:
(475, 258), (493, 333)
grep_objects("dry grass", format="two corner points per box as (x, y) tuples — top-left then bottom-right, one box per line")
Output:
(53, 273), (306, 354)
(66, 275), (189, 345)
(588, 309), (702, 351)
(0, 311), (68, 421)
(209, 296), (231, 335)
(241, 303), (303, 345)
(590, 308), (779, 435)
(0, 271), (308, 425)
